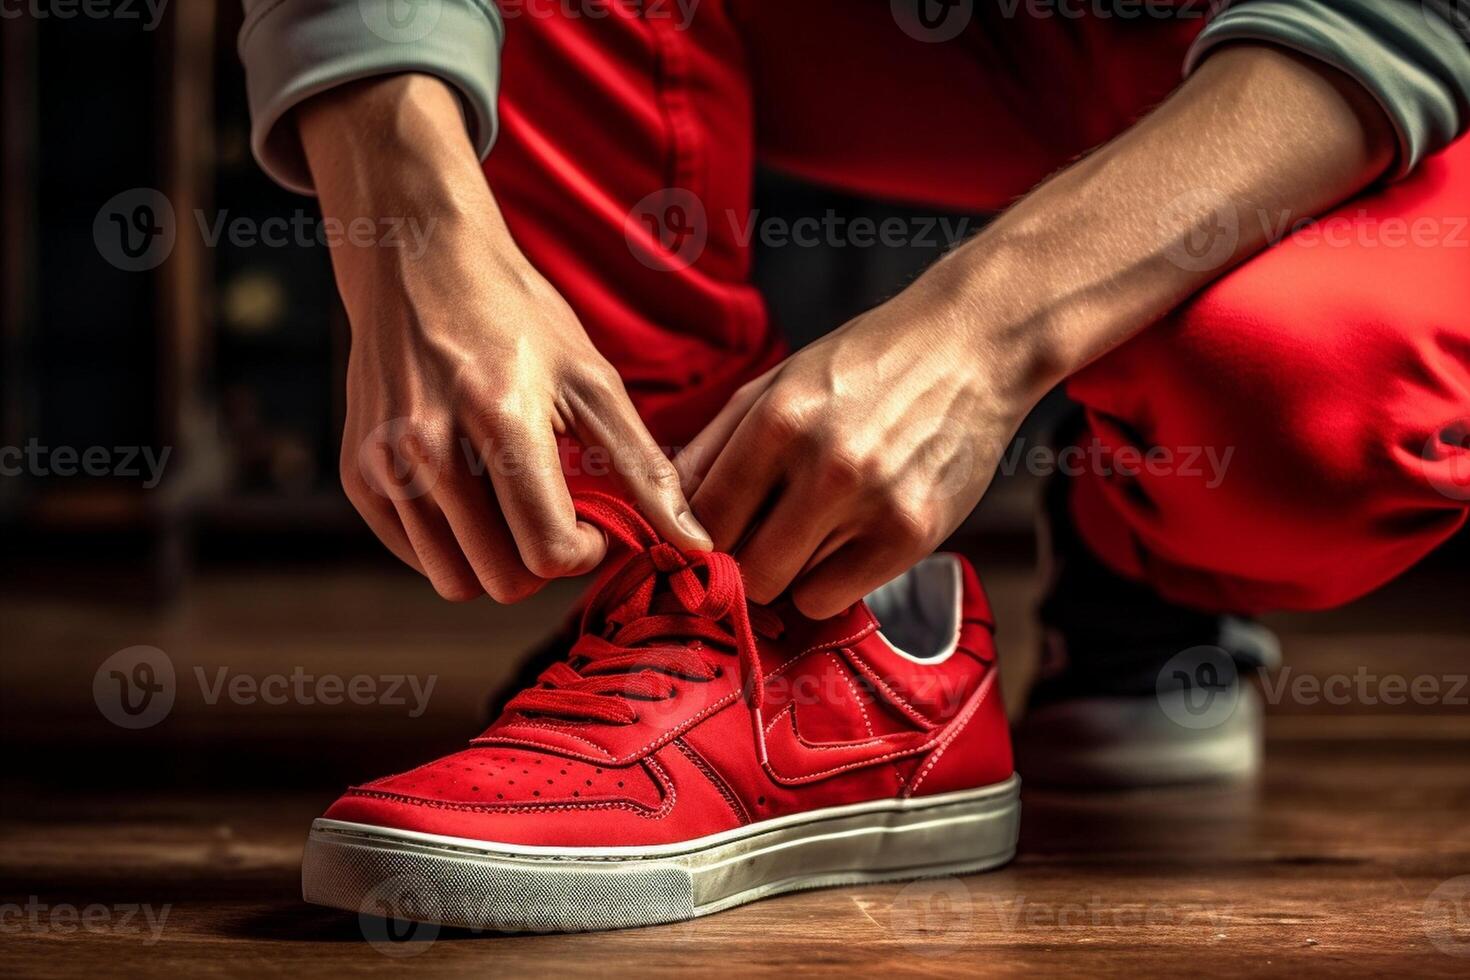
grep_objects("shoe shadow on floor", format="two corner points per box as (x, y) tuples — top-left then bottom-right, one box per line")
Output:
(1018, 779), (1263, 862)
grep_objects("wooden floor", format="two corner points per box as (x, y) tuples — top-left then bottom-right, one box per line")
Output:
(2, 558), (1467, 977)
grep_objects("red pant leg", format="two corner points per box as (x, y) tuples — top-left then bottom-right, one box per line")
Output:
(484, 0), (781, 448)
(1067, 136), (1470, 614)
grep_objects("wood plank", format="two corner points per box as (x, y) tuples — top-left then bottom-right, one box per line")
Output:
(2, 561), (1466, 976)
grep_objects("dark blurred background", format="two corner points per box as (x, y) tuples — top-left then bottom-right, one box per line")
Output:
(1, 5), (1464, 801)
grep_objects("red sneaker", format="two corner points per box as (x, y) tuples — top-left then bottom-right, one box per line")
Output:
(302, 493), (1019, 933)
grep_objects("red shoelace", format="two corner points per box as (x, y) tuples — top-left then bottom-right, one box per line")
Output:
(503, 492), (783, 725)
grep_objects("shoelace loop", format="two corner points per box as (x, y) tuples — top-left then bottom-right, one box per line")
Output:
(503, 492), (781, 725)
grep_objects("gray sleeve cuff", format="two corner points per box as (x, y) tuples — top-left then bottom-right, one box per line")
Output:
(1184, 0), (1470, 180)
(238, 0), (504, 196)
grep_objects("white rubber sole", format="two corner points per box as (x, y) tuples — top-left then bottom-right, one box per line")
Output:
(302, 774), (1021, 933)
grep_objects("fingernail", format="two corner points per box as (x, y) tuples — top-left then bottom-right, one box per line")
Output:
(676, 509), (712, 549)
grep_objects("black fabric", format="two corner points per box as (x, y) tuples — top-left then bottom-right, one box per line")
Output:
(1030, 414), (1277, 706)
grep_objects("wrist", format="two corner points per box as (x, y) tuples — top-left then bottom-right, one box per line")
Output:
(334, 207), (541, 339)
(297, 76), (534, 332)
(914, 238), (1076, 417)
(299, 74), (496, 228)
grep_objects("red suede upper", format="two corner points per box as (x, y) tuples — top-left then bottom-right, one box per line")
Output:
(322, 495), (1013, 847)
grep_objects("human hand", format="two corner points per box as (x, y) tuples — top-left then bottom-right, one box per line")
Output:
(302, 75), (710, 601)
(676, 265), (1035, 618)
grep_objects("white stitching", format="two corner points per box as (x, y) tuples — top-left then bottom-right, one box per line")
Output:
(843, 649), (939, 730)
(832, 650), (911, 792)
(765, 622), (879, 681)
(502, 722), (618, 754)
(906, 671), (995, 796)
(670, 739), (748, 824)
(474, 690), (743, 767)
(764, 670), (996, 784)
(346, 755), (676, 820)
(770, 703), (897, 751)
(831, 651), (874, 738)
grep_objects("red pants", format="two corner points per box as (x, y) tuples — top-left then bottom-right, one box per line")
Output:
(485, 1), (1470, 614)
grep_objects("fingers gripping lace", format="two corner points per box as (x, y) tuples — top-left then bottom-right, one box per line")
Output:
(502, 492), (779, 725)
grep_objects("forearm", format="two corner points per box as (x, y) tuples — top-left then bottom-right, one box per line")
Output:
(932, 44), (1397, 412)
(297, 73), (522, 318)
(296, 72), (710, 591)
